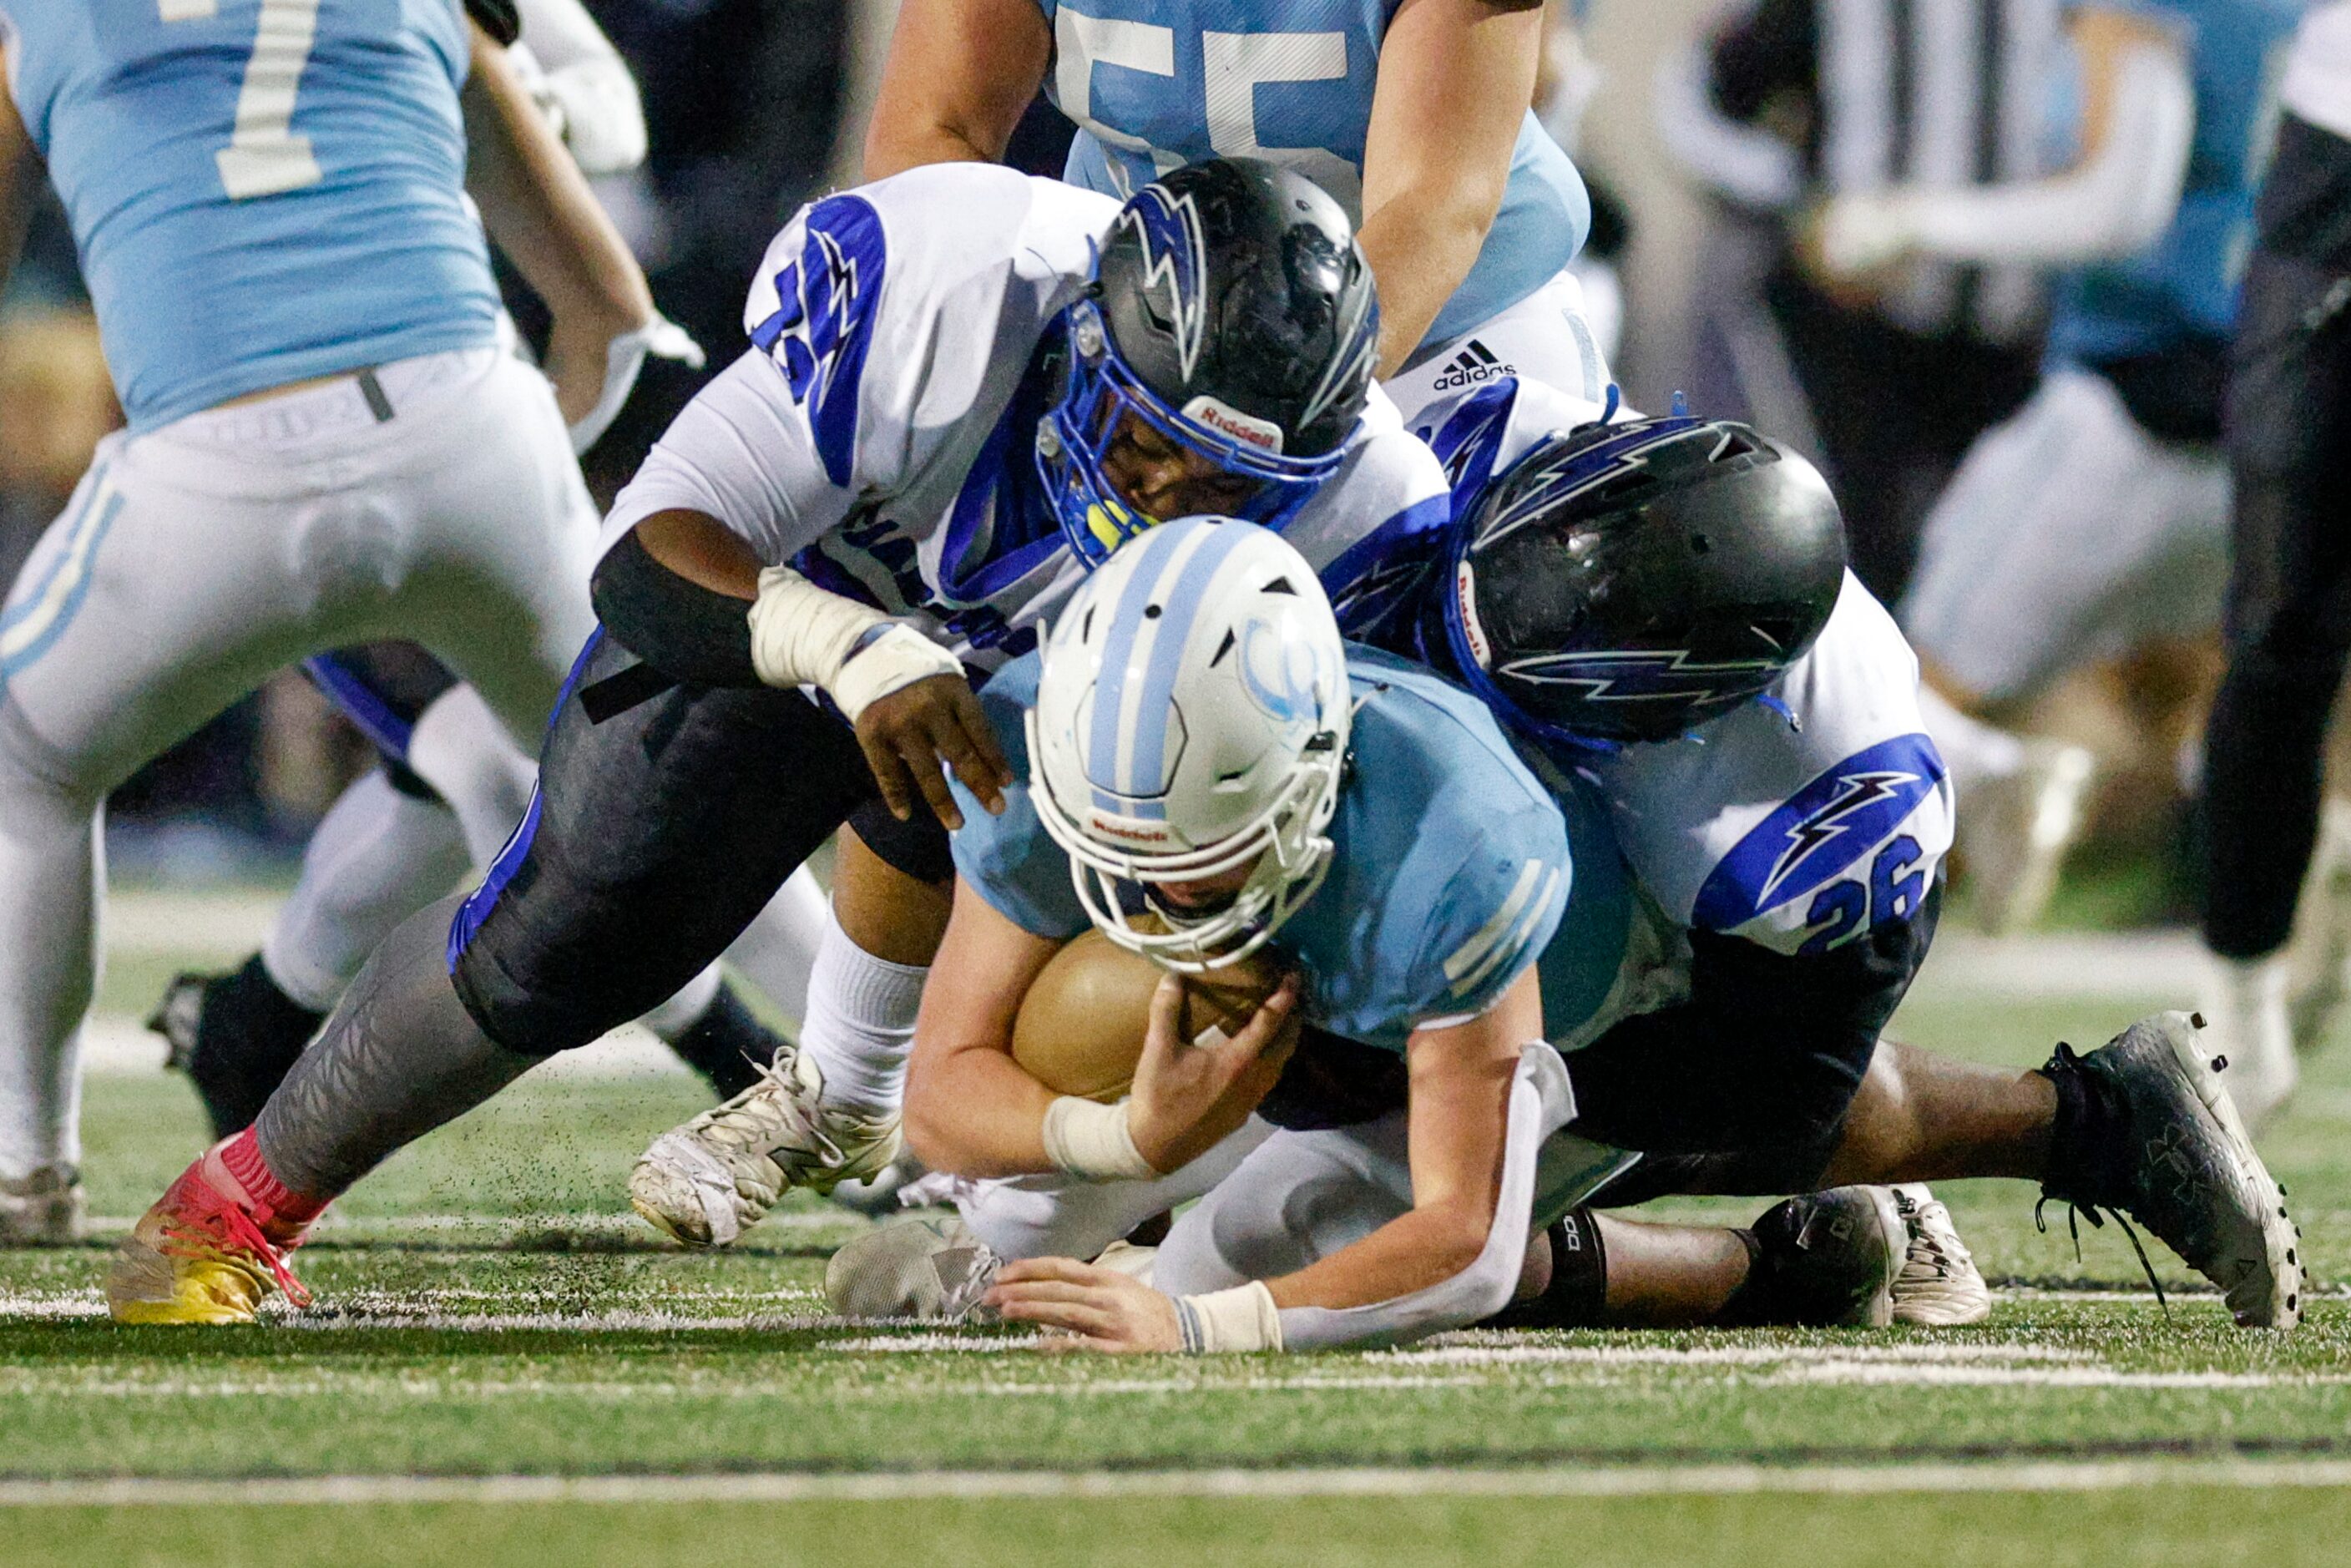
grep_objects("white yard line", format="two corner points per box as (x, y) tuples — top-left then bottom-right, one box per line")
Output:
(8, 1457), (2351, 1508)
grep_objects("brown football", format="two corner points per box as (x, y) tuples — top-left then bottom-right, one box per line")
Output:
(1010, 927), (1297, 1103)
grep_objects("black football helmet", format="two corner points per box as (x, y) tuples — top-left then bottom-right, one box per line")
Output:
(1430, 416), (1848, 745)
(1038, 158), (1381, 565)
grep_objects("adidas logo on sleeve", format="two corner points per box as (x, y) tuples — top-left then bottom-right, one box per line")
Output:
(1430, 340), (1515, 391)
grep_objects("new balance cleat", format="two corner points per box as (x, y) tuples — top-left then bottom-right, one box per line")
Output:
(1733, 1186), (1904, 1328)
(1965, 737), (2096, 936)
(1888, 1183), (1992, 1325)
(2040, 1011), (2301, 1328)
(0, 1164), (83, 1246)
(107, 1145), (310, 1325)
(825, 1214), (1002, 1323)
(629, 1043), (900, 1247)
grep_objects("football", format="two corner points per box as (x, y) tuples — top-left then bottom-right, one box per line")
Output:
(1009, 928), (1297, 1102)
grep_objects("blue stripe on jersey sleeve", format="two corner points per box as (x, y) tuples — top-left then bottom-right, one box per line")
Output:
(749, 196), (889, 488)
(1691, 732), (1949, 932)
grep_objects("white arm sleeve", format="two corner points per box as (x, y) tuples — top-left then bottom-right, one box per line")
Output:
(1822, 41), (2194, 271)
(1275, 1045), (1580, 1351)
(513, 0), (647, 175)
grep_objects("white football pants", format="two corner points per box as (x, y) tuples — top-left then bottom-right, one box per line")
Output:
(1900, 367), (2230, 704)
(0, 347), (598, 1179)
(1383, 267), (1615, 427)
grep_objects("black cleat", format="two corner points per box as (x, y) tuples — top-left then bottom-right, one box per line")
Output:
(1731, 1186), (1904, 1328)
(658, 980), (784, 1100)
(149, 956), (326, 1138)
(2040, 1011), (2301, 1329)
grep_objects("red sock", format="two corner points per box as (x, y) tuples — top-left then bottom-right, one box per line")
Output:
(215, 1128), (329, 1238)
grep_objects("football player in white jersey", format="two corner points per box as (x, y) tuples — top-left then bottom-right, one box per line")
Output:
(105, 157), (1453, 1323)
(0, 5), (676, 1240)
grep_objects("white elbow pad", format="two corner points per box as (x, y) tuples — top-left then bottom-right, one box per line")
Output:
(746, 565), (965, 721)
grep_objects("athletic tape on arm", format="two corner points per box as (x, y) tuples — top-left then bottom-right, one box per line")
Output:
(746, 565), (963, 721)
(1041, 1095), (1160, 1182)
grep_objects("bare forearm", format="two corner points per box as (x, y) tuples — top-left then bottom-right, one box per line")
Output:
(461, 25), (649, 328)
(1357, 200), (1503, 377)
(0, 69), (42, 297)
(861, 0), (1049, 181)
(1266, 1201), (1491, 1312)
(902, 1044), (1058, 1177)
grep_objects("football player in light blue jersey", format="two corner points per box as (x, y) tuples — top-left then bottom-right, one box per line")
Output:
(1816, 0), (2305, 950)
(0, 5), (669, 1238)
(862, 0), (1609, 421)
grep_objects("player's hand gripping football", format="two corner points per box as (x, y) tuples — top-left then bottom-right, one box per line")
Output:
(854, 673), (1013, 832)
(1126, 971), (1301, 1174)
(985, 1257), (1184, 1353)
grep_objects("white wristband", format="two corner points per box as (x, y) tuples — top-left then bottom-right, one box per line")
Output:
(1175, 1281), (1284, 1353)
(1040, 1095), (1158, 1181)
(746, 566), (962, 721)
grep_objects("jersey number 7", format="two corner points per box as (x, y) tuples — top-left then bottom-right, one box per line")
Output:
(160, 0), (324, 200)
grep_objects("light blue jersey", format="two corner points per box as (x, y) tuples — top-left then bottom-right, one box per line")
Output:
(0, 1), (503, 431)
(1033, 0), (1590, 349)
(954, 645), (1603, 1052)
(2049, 0), (2305, 361)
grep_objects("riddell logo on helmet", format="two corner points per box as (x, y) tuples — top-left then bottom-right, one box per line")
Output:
(1431, 341), (1514, 392)
(1452, 561), (1490, 665)
(1089, 814), (1173, 846)
(1183, 396), (1285, 454)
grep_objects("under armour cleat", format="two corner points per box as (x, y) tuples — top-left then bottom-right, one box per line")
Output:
(0, 1164), (83, 1246)
(629, 1044), (900, 1247)
(2040, 1011), (2301, 1329)
(1733, 1186), (1904, 1328)
(107, 1146), (310, 1325)
(1965, 737), (2096, 936)
(1888, 1183), (1992, 1326)
(149, 956), (324, 1139)
(825, 1214), (1002, 1323)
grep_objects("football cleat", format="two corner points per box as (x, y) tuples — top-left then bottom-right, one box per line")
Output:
(107, 1146), (309, 1325)
(1734, 1186), (1904, 1328)
(629, 1043), (900, 1247)
(1964, 736), (2096, 937)
(828, 1149), (930, 1218)
(149, 957), (325, 1139)
(0, 1164), (83, 1246)
(2040, 1011), (2301, 1328)
(824, 1214), (1002, 1323)
(1888, 1183), (1993, 1326)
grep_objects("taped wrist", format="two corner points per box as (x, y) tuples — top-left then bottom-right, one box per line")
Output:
(1175, 1280), (1284, 1353)
(1040, 1095), (1159, 1181)
(589, 531), (761, 688)
(746, 565), (963, 721)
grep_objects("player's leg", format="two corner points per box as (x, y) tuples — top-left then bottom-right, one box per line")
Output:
(2200, 136), (2351, 1120)
(107, 629), (886, 1323)
(0, 429), (390, 1239)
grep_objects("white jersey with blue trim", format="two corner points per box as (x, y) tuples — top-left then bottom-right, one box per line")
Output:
(1032, 0), (1590, 349)
(1408, 376), (1956, 961)
(951, 645), (1574, 1051)
(604, 163), (1451, 672)
(0, 1), (502, 432)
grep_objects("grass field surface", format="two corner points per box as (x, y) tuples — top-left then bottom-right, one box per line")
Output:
(6, 893), (2349, 1563)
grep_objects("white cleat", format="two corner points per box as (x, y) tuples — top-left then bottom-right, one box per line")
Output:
(629, 1044), (900, 1248)
(1965, 738), (2096, 937)
(0, 1165), (82, 1246)
(1887, 1183), (1992, 1326)
(825, 1213), (1002, 1323)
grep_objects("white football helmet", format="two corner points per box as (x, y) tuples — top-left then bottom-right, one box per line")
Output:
(1029, 516), (1351, 970)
